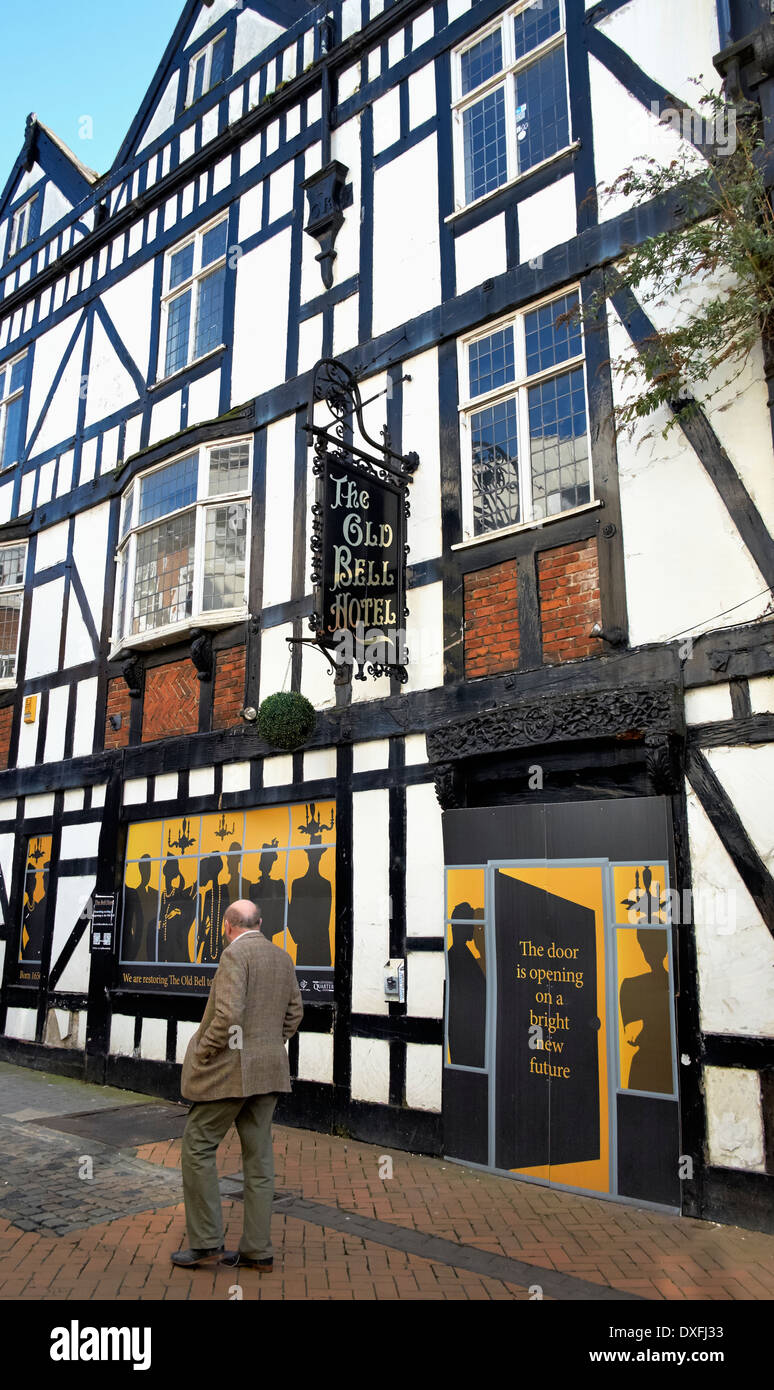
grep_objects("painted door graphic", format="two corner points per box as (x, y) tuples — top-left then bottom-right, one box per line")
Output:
(494, 870), (601, 1172)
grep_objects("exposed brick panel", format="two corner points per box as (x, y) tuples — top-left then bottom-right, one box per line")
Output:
(538, 538), (603, 665)
(104, 677), (131, 750)
(213, 645), (246, 731)
(142, 661), (199, 743)
(0, 706), (12, 771)
(464, 559), (520, 679)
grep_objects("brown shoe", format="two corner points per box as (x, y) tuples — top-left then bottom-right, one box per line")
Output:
(219, 1251), (273, 1272)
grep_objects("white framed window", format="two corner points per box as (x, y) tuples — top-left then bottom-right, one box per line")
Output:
(452, 0), (571, 209)
(8, 195), (38, 258)
(0, 352), (28, 471)
(186, 30), (229, 107)
(0, 541), (26, 681)
(113, 439), (251, 648)
(159, 215), (228, 379)
(458, 286), (592, 540)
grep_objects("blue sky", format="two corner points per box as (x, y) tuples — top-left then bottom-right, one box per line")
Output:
(0, 0), (185, 183)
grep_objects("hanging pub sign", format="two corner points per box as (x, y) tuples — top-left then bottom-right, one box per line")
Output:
(305, 358), (419, 682)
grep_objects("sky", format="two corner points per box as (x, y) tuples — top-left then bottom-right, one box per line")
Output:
(0, 0), (186, 184)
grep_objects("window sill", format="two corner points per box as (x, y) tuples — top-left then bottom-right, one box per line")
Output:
(149, 343), (226, 392)
(109, 607), (248, 662)
(452, 499), (603, 551)
(0, 677), (16, 691)
(445, 141), (581, 224)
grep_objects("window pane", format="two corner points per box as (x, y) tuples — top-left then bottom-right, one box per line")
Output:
(119, 484), (134, 540)
(192, 53), (206, 103)
(202, 503), (247, 611)
(0, 373), (5, 400)
(0, 545), (25, 588)
(470, 396), (520, 535)
(210, 34), (228, 88)
(468, 325), (515, 399)
(525, 291), (581, 376)
(0, 591), (21, 677)
(9, 357), (27, 393)
(208, 442), (250, 496)
(132, 511), (196, 634)
(195, 265), (226, 358)
(1, 395), (23, 469)
(201, 221), (228, 268)
(529, 366), (590, 520)
(139, 453), (198, 527)
(116, 547), (130, 640)
(164, 290), (192, 376)
(463, 87), (508, 203)
(513, 0), (562, 60)
(460, 28), (503, 96)
(169, 243), (194, 290)
(514, 45), (569, 174)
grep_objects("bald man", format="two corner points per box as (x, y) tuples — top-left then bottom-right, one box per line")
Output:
(172, 899), (303, 1271)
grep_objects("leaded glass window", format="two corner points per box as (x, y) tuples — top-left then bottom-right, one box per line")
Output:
(0, 542), (26, 680)
(160, 216), (229, 379)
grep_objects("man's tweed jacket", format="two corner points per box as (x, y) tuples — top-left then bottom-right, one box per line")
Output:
(181, 929), (303, 1102)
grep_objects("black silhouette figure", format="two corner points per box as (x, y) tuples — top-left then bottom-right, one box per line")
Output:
(620, 930), (673, 1094)
(21, 867), (48, 961)
(247, 839), (286, 944)
(287, 846), (332, 966)
(123, 855), (158, 962)
(158, 857), (197, 963)
(447, 904), (486, 1068)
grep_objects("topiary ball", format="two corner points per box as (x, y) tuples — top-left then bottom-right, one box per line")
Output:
(257, 691), (317, 751)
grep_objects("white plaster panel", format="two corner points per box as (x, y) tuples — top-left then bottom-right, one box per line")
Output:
(300, 638), (337, 711)
(154, 772), (179, 801)
(455, 213), (507, 296)
(352, 789), (390, 1014)
(137, 72), (180, 152)
(15, 713), (38, 771)
(262, 415), (297, 607)
(269, 161), (295, 223)
(407, 951), (444, 1019)
(328, 117), (361, 289)
(403, 348), (441, 563)
(189, 766), (215, 798)
(749, 676), (774, 714)
(94, 263), (154, 406)
(26, 579), (65, 678)
(304, 748), (337, 781)
(110, 1013), (136, 1057)
(404, 582), (443, 692)
(353, 739), (390, 773)
(298, 1032), (334, 1084)
(405, 1042), (442, 1111)
(333, 293), (359, 355)
(72, 503), (110, 640)
(0, 834), (14, 926)
(49, 875), (94, 988)
(350, 1036), (390, 1103)
(263, 755), (293, 788)
(60, 823), (100, 859)
(406, 782), (444, 937)
(24, 793), (55, 819)
(684, 685), (733, 726)
(599, 0), (720, 114)
(258, 623), (293, 705)
(123, 777), (148, 806)
(373, 87), (401, 156)
(187, 370), (221, 427)
(149, 391), (182, 446)
(84, 313), (140, 428)
(63, 789), (84, 812)
(43, 685), (69, 765)
(222, 762), (251, 793)
(373, 138), (440, 336)
(341, 0), (361, 41)
(26, 311), (84, 457)
(72, 678), (98, 758)
(239, 185), (262, 242)
(409, 61), (435, 129)
(298, 313), (323, 375)
(404, 734), (427, 765)
(91, 785), (107, 809)
(686, 780), (774, 1036)
(234, 9), (283, 71)
(35, 519), (69, 572)
(704, 1066), (765, 1171)
(141, 1016), (168, 1062)
(518, 175), (577, 265)
(4, 1008), (37, 1042)
(706, 746), (774, 870)
(176, 1020), (199, 1064)
(232, 231), (292, 403)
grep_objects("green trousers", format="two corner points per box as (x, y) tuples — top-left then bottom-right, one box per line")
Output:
(181, 1093), (278, 1260)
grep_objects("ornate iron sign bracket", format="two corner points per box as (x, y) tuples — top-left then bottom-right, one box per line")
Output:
(303, 357), (419, 683)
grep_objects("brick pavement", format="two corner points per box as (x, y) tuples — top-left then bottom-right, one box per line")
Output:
(0, 1105), (772, 1299)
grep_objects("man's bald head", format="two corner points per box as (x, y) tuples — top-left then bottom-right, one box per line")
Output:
(223, 899), (262, 945)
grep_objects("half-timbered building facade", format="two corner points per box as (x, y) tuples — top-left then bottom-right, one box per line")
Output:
(0, 0), (772, 1232)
